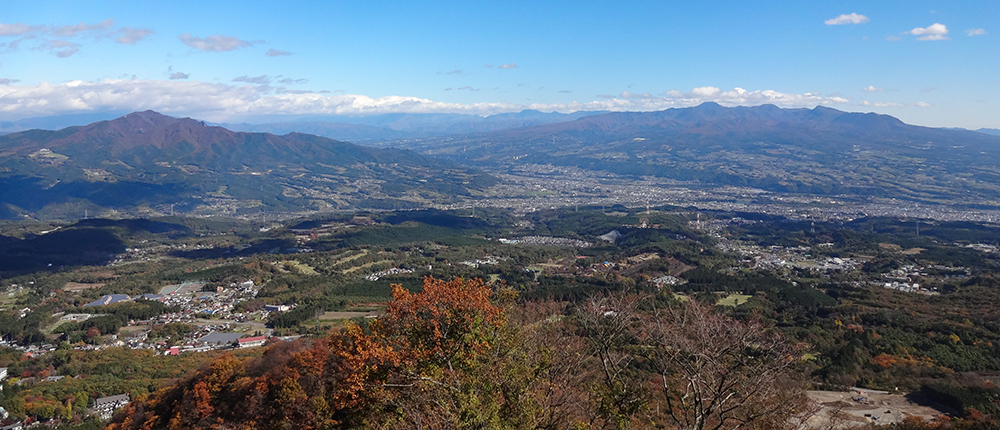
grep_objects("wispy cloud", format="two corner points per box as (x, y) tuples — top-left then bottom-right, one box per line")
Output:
(909, 23), (949, 41)
(52, 19), (114, 37)
(0, 19), (153, 57)
(233, 75), (270, 84)
(0, 23), (44, 36)
(862, 85), (884, 93)
(859, 101), (901, 107)
(265, 49), (292, 57)
(825, 13), (869, 25)
(179, 33), (257, 52)
(37, 40), (81, 58)
(277, 77), (307, 85)
(860, 100), (931, 108)
(484, 63), (518, 69)
(169, 72), (189, 80)
(438, 69), (463, 75)
(117, 27), (153, 44)
(0, 78), (20, 85)
(598, 90), (655, 99)
(966, 28), (986, 36)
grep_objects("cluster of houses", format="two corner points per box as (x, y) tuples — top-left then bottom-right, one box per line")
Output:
(460, 256), (508, 268)
(364, 267), (415, 281)
(163, 333), (270, 354)
(0, 368), (130, 426)
(498, 236), (593, 248)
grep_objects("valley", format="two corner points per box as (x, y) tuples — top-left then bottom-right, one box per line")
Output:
(1, 205), (1000, 427)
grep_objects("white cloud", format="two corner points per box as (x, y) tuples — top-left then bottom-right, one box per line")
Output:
(825, 13), (869, 25)
(862, 85), (884, 93)
(179, 33), (256, 52)
(860, 101), (902, 107)
(169, 72), (189, 80)
(52, 19), (114, 37)
(0, 80), (856, 122)
(860, 100), (931, 108)
(498, 63), (518, 69)
(265, 49), (292, 57)
(117, 27), (153, 44)
(966, 28), (987, 36)
(909, 23), (949, 41)
(0, 23), (43, 36)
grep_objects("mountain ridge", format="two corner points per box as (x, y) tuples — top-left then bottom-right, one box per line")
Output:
(383, 103), (1000, 204)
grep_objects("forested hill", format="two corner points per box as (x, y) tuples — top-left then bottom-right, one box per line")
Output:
(0, 111), (494, 219)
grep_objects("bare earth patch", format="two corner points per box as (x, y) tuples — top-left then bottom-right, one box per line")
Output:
(63, 282), (105, 291)
(806, 390), (948, 428)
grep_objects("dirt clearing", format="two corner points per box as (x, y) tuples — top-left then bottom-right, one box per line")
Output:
(807, 390), (948, 428)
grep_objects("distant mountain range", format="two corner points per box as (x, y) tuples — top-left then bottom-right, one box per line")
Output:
(1, 110), (601, 141)
(5, 105), (1000, 219)
(0, 111), (131, 134)
(0, 111), (493, 219)
(385, 102), (1000, 204)
(977, 128), (1000, 137)
(219, 110), (601, 141)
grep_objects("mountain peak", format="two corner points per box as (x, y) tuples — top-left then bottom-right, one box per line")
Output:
(693, 102), (723, 110)
(114, 110), (191, 128)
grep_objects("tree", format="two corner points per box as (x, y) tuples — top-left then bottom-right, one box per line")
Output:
(333, 276), (521, 429)
(577, 290), (649, 429)
(644, 299), (806, 430)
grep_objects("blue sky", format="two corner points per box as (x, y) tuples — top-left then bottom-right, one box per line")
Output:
(0, 1), (996, 128)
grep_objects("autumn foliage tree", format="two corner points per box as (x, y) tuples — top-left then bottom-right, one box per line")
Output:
(107, 277), (544, 430)
(107, 278), (814, 430)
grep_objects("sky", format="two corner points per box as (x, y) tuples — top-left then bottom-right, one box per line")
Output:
(0, 1), (997, 128)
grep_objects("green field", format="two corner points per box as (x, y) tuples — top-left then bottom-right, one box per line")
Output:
(716, 294), (752, 307)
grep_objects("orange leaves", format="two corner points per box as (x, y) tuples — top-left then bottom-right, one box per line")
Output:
(330, 277), (505, 408)
(870, 353), (898, 368)
(107, 277), (510, 430)
(192, 380), (214, 419)
(381, 277), (503, 367)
